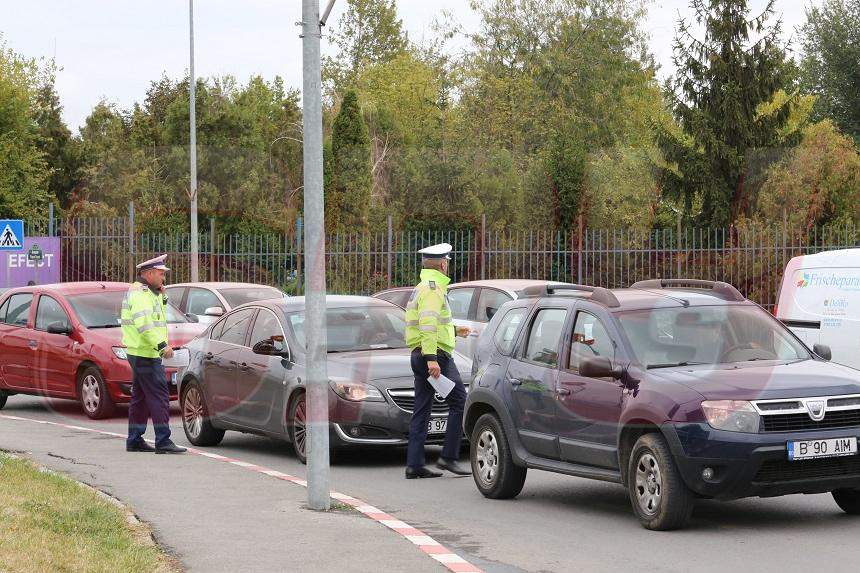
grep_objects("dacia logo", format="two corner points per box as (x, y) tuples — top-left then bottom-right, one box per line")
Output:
(805, 400), (826, 422)
(433, 393), (446, 404)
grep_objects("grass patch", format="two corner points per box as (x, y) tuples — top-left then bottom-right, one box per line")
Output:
(0, 454), (177, 573)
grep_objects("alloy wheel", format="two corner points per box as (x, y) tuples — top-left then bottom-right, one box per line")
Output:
(293, 398), (307, 458)
(183, 386), (204, 439)
(635, 452), (663, 516)
(475, 429), (499, 487)
(81, 375), (100, 414)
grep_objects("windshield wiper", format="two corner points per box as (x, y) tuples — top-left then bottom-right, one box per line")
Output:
(647, 361), (707, 370)
(88, 324), (121, 329)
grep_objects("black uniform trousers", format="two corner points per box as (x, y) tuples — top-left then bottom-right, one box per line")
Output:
(407, 348), (467, 468)
(126, 355), (172, 449)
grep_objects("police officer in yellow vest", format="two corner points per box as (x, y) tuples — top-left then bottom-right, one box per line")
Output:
(404, 243), (472, 478)
(122, 255), (186, 454)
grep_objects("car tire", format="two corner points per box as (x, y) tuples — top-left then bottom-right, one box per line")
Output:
(470, 413), (527, 499)
(289, 392), (309, 465)
(77, 366), (115, 420)
(0, 390), (7, 410)
(627, 433), (695, 531)
(832, 488), (860, 514)
(181, 381), (225, 447)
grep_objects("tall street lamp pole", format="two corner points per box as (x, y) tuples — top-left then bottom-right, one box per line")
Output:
(189, 0), (199, 282)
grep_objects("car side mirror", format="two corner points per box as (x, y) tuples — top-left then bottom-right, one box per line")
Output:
(813, 343), (832, 361)
(185, 313), (199, 323)
(486, 307), (497, 321)
(252, 339), (290, 360)
(46, 322), (72, 336)
(579, 356), (623, 379)
(204, 306), (224, 317)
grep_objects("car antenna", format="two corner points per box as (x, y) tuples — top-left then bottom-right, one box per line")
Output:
(633, 288), (690, 308)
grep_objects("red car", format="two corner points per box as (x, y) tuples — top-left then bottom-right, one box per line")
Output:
(0, 282), (205, 419)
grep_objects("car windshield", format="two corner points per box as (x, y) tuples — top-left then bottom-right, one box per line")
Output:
(617, 305), (810, 369)
(218, 287), (286, 308)
(67, 290), (188, 328)
(288, 306), (408, 352)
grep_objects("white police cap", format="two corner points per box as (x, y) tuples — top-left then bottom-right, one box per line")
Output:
(136, 254), (170, 272)
(418, 243), (452, 260)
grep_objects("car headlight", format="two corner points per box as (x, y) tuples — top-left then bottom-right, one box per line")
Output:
(329, 380), (385, 402)
(701, 400), (760, 433)
(112, 346), (128, 360)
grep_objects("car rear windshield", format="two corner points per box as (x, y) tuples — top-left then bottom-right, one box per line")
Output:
(617, 305), (810, 369)
(288, 306), (407, 352)
(218, 287), (286, 308)
(67, 290), (188, 328)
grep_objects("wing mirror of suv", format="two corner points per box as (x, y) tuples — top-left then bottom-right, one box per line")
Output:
(46, 322), (73, 336)
(579, 356), (624, 379)
(813, 343), (832, 361)
(203, 306), (224, 317)
(252, 339), (291, 360)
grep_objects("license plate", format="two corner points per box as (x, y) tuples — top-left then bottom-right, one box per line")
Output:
(788, 437), (857, 461)
(428, 418), (447, 434)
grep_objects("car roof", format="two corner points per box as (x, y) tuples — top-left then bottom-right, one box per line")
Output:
(788, 248), (860, 269)
(451, 279), (562, 292)
(0, 282), (130, 297)
(166, 282), (282, 290)
(237, 295), (397, 312)
(609, 288), (752, 311)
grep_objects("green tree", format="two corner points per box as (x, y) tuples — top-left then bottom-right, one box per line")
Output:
(0, 40), (52, 219)
(330, 90), (371, 230)
(33, 77), (82, 207)
(799, 0), (860, 142)
(323, 0), (408, 93)
(658, 0), (793, 227)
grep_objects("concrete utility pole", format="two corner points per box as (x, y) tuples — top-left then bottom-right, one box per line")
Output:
(302, 0), (331, 511)
(189, 0), (200, 282)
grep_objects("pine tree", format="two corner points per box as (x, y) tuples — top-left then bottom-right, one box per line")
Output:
(331, 90), (372, 230)
(658, 0), (793, 226)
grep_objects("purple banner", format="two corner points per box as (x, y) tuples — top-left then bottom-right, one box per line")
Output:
(2, 237), (61, 288)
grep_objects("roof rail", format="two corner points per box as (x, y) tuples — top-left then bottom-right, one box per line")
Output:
(630, 279), (745, 302)
(518, 283), (621, 308)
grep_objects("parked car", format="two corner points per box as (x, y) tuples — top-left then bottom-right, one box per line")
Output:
(166, 282), (288, 325)
(179, 296), (472, 463)
(374, 280), (571, 359)
(776, 248), (860, 369)
(0, 282), (204, 419)
(465, 279), (860, 530)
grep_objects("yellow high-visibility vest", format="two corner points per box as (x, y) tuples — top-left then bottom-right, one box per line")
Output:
(405, 268), (455, 359)
(121, 282), (169, 358)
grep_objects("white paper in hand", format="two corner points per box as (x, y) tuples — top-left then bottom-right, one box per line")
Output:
(162, 348), (190, 368)
(427, 373), (456, 399)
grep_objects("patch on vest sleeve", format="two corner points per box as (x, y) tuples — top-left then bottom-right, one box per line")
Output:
(429, 280), (436, 289)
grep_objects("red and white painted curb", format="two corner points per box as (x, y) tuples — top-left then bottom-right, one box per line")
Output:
(0, 414), (483, 573)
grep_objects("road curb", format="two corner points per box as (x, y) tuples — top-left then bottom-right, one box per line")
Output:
(0, 414), (483, 573)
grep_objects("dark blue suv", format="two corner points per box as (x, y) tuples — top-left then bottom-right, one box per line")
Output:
(465, 280), (860, 530)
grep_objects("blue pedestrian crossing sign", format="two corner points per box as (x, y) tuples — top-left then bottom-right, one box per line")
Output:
(0, 220), (25, 251)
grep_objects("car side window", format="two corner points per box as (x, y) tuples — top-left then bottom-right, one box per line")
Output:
(35, 296), (70, 331)
(187, 288), (221, 316)
(447, 288), (475, 320)
(476, 289), (513, 323)
(569, 312), (615, 372)
(215, 309), (255, 346)
(493, 307), (527, 355)
(3, 293), (33, 327)
(164, 287), (186, 310)
(250, 310), (288, 353)
(523, 308), (568, 367)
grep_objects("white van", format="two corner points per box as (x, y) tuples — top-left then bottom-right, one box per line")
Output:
(776, 248), (860, 369)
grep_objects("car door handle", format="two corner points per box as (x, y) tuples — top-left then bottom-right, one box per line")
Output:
(239, 362), (250, 371)
(509, 378), (522, 387)
(204, 352), (214, 360)
(28, 340), (38, 348)
(556, 388), (571, 396)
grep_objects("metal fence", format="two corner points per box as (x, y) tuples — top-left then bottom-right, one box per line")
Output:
(23, 212), (860, 311)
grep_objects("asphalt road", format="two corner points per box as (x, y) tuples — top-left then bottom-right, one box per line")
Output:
(2, 395), (859, 573)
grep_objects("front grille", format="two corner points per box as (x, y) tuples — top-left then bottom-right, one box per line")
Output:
(761, 410), (860, 432)
(753, 456), (860, 483)
(388, 389), (450, 415)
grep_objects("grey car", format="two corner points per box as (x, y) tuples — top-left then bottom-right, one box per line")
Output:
(179, 296), (471, 463)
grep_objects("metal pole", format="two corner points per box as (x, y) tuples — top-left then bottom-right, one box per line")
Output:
(48, 203), (54, 237)
(302, 0), (331, 511)
(387, 214), (393, 288)
(189, 0), (200, 282)
(129, 202), (135, 281)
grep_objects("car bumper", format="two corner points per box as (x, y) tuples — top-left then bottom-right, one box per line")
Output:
(665, 423), (860, 500)
(106, 368), (180, 403)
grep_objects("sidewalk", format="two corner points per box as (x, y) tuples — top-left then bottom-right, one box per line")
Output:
(0, 415), (441, 573)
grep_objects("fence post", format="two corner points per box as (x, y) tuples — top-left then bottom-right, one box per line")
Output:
(48, 203), (54, 237)
(296, 216), (303, 294)
(676, 212), (682, 278)
(387, 215), (393, 288)
(128, 202), (135, 281)
(480, 213), (486, 281)
(209, 217), (216, 282)
(577, 214), (583, 284)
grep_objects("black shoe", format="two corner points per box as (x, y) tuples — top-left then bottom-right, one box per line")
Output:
(436, 458), (471, 475)
(126, 441), (156, 453)
(405, 466), (443, 479)
(155, 443), (187, 455)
